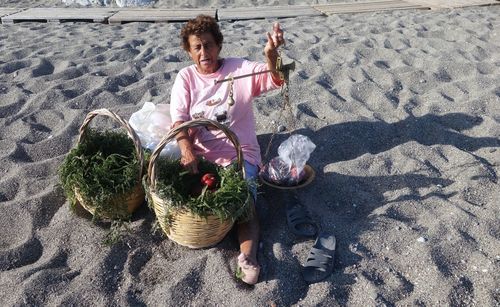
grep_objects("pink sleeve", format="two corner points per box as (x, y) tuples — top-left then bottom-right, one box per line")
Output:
(170, 70), (191, 124)
(246, 61), (283, 97)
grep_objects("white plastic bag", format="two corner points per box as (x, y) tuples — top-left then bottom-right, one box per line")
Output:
(278, 134), (316, 175)
(261, 134), (316, 186)
(129, 102), (181, 160)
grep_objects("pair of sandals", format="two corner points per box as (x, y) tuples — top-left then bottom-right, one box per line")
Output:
(235, 198), (336, 285)
(287, 201), (336, 284)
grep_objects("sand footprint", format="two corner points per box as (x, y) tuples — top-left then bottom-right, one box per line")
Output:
(448, 276), (475, 306)
(470, 46), (489, 61)
(126, 247), (153, 277)
(315, 73), (347, 103)
(0, 175), (20, 202)
(0, 205), (42, 271)
(0, 139), (19, 160)
(476, 62), (495, 75)
(20, 110), (68, 145)
(297, 102), (319, 119)
(384, 80), (403, 108)
(434, 68), (452, 83)
(169, 257), (207, 303)
(18, 265), (80, 306)
(1, 59), (32, 75)
(81, 45), (109, 59)
(31, 58), (55, 78)
(112, 71), (141, 90)
(374, 60), (390, 69)
(362, 268), (414, 303)
(18, 115), (75, 162)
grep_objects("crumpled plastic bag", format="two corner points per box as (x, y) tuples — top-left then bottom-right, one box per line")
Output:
(261, 134), (316, 186)
(129, 102), (181, 160)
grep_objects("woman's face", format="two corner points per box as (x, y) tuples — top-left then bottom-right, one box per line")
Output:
(187, 32), (221, 75)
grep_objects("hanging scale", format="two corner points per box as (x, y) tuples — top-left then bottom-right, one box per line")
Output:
(214, 51), (298, 162)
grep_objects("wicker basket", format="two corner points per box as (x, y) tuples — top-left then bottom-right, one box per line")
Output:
(74, 108), (145, 219)
(147, 118), (245, 249)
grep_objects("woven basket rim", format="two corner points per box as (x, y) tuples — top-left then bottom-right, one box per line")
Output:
(147, 118), (245, 190)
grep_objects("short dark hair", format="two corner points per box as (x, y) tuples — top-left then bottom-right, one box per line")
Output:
(180, 15), (224, 52)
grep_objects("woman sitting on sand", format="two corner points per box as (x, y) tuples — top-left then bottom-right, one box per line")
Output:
(170, 15), (285, 285)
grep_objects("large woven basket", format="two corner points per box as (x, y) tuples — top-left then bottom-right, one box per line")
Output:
(147, 118), (246, 249)
(75, 108), (145, 220)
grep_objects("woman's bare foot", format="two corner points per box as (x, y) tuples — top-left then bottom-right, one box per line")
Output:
(237, 253), (260, 285)
(236, 198), (260, 285)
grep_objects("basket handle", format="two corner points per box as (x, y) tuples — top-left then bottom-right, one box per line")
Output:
(148, 118), (244, 190)
(78, 108), (144, 182)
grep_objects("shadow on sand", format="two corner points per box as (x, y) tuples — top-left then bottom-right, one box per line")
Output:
(256, 112), (499, 305)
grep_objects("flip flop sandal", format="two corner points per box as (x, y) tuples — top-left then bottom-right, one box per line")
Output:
(286, 203), (318, 238)
(302, 232), (336, 283)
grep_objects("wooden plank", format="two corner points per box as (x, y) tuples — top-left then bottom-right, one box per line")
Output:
(313, 0), (428, 15)
(403, 0), (500, 9)
(1, 8), (117, 24)
(108, 9), (216, 24)
(0, 8), (23, 17)
(0, 8), (24, 23)
(218, 5), (324, 21)
(314, 1), (427, 13)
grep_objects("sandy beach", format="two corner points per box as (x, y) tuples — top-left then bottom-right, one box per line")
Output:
(1, 1), (499, 306)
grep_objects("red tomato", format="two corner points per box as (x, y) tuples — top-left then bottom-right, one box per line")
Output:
(201, 173), (217, 190)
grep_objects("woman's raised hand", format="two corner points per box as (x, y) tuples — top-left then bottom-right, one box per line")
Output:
(264, 22), (286, 83)
(265, 22), (285, 54)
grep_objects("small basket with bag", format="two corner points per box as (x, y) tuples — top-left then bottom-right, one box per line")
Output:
(145, 118), (251, 249)
(59, 108), (145, 220)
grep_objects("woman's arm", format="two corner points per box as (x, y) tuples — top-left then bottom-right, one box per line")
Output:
(172, 121), (199, 174)
(170, 70), (199, 174)
(265, 22), (286, 85)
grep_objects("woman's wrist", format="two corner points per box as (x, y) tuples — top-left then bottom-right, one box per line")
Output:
(265, 46), (279, 59)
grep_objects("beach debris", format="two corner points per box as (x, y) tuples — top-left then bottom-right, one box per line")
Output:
(417, 236), (428, 243)
(350, 243), (358, 252)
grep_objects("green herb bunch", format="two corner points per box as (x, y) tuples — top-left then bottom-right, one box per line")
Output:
(59, 129), (142, 220)
(151, 158), (252, 223)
